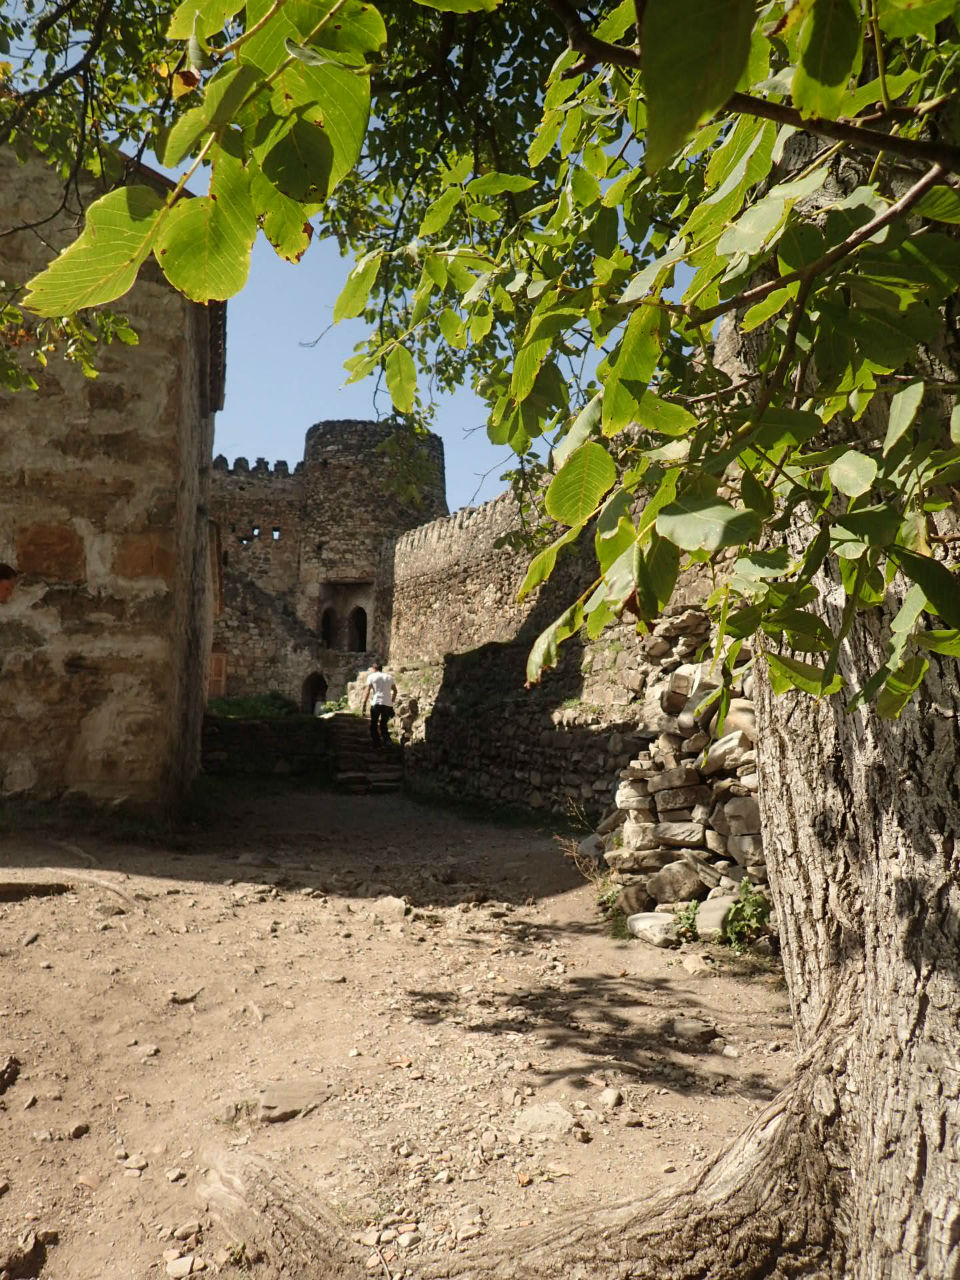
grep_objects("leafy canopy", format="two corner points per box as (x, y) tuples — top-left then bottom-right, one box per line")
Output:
(6, 0), (960, 716)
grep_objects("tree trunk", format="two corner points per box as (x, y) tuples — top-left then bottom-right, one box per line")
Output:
(752, 563), (960, 1278)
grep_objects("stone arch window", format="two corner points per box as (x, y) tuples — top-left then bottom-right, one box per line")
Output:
(272, 528), (281, 541)
(320, 607), (337, 649)
(301, 671), (328, 714)
(347, 606), (367, 653)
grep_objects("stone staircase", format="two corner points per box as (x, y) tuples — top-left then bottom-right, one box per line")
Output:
(328, 712), (404, 794)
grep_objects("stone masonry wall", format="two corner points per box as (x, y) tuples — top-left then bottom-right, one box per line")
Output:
(0, 148), (220, 807)
(373, 491), (717, 819)
(210, 422), (448, 705)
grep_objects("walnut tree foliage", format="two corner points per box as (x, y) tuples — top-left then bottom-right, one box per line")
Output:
(6, 0), (960, 716)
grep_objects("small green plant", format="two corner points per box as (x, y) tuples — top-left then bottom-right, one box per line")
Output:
(674, 900), (699, 941)
(207, 690), (299, 719)
(724, 879), (771, 953)
(316, 695), (348, 714)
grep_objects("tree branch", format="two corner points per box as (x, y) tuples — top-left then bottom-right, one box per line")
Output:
(541, 1), (960, 172)
(727, 92), (960, 174)
(687, 161), (946, 328)
(0, 0), (115, 147)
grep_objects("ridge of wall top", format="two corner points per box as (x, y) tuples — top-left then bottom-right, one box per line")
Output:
(393, 489), (519, 566)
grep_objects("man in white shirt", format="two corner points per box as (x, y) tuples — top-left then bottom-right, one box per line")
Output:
(361, 661), (398, 747)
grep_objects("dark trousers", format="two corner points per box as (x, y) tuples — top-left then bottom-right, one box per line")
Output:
(370, 705), (393, 744)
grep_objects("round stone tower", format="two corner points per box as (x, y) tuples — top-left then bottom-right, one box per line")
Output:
(298, 419), (447, 660)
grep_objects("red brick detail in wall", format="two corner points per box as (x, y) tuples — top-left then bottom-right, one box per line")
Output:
(112, 532), (177, 583)
(15, 521), (86, 581)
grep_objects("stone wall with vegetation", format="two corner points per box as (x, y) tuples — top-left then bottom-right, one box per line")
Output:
(0, 148), (221, 809)
(376, 492), (721, 820)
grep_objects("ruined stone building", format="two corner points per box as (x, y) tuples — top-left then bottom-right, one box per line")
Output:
(0, 147), (223, 809)
(209, 421), (446, 708)
(1, 153), (709, 821)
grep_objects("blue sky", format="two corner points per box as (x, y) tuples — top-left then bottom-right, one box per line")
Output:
(213, 233), (518, 512)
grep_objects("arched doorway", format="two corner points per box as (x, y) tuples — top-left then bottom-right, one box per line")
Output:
(320, 607), (337, 649)
(301, 672), (328, 714)
(347, 606), (367, 652)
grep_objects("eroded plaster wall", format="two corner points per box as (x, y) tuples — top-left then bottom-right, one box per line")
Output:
(0, 148), (220, 806)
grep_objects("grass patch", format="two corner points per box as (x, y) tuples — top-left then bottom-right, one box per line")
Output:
(207, 690), (299, 719)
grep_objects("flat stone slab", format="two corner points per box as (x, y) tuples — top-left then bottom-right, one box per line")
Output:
(257, 1080), (330, 1124)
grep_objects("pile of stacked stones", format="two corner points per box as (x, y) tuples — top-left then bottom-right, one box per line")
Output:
(588, 616), (769, 949)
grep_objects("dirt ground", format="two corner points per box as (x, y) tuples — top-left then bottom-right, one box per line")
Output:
(0, 782), (794, 1279)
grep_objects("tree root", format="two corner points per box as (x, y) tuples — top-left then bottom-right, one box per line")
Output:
(195, 1077), (846, 1280)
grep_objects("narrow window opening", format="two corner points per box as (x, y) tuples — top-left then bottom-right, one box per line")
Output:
(272, 528), (281, 541)
(347, 606), (367, 653)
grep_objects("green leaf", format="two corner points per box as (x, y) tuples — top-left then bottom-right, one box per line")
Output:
(161, 63), (261, 167)
(878, 0), (954, 38)
(419, 187), (462, 237)
(23, 186), (165, 316)
(877, 654), (929, 719)
(553, 393), (602, 468)
(602, 306), (661, 435)
(883, 380), (924, 455)
(268, 61), (370, 193)
(545, 442), (617, 526)
(385, 345), (417, 413)
(892, 548), (960, 627)
(414, 0), (501, 10)
(642, 0), (755, 171)
(262, 116), (334, 201)
(792, 0), (861, 120)
(766, 653), (844, 698)
(168, 0), (244, 39)
(742, 285), (798, 332)
(252, 172), (318, 262)
(634, 392), (697, 437)
(466, 172), (536, 196)
(154, 148), (257, 301)
(621, 244), (688, 303)
(829, 449), (878, 497)
(334, 250), (382, 321)
(952, 405), (960, 447)
(526, 597), (585, 684)
(656, 495), (762, 552)
(517, 523), (585, 602)
(916, 629), (960, 657)
(914, 186), (960, 225)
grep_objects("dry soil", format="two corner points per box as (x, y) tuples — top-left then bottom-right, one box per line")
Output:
(0, 782), (793, 1279)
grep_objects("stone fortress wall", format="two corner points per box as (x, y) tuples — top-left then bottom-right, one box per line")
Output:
(0, 147), (222, 809)
(366, 488), (716, 818)
(209, 421), (447, 707)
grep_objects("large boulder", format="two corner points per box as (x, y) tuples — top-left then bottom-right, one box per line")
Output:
(652, 821), (705, 848)
(724, 795), (761, 835)
(626, 912), (679, 948)
(646, 860), (708, 904)
(695, 894), (738, 942)
(701, 731), (752, 775)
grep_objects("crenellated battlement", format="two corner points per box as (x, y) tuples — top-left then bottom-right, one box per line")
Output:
(212, 454), (302, 479)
